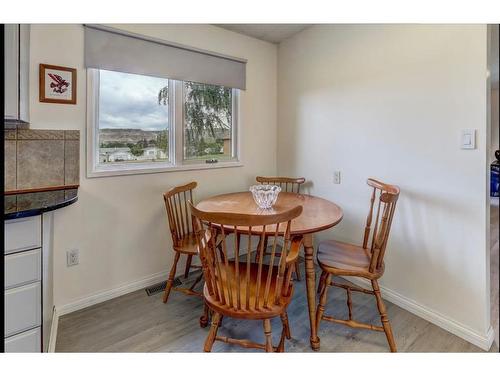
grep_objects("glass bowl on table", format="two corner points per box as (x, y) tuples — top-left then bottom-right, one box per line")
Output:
(249, 185), (281, 209)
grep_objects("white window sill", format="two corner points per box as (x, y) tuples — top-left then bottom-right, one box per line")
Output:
(86, 160), (243, 178)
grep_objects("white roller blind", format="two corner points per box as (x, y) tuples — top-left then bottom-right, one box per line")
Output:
(84, 24), (247, 90)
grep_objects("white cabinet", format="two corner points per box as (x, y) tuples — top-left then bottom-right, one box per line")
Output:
(4, 24), (30, 123)
(5, 327), (41, 353)
(4, 214), (53, 352)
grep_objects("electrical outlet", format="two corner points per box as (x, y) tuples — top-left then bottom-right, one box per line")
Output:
(67, 249), (79, 267)
(333, 171), (341, 184)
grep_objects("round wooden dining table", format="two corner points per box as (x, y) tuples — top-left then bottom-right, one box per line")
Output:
(196, 191), (343, 350)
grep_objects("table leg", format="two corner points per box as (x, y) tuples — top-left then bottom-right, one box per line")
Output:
(303, 233), (320, 351)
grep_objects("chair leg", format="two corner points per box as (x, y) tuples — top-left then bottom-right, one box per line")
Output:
(204, 312), (221, 352)
(217, 247), (226, 262)
(184, 255), (193, 279)
(216, 229), (225, 262)
(189, 271), (204, 291)
(235, 233), (241, 258)
(263, 319), (273, 352)
(263, 236), (268, 257)
(316, 273), (332, 332)
(277, 320), (286, 352)
(293, 261), (302, 281)
(317, 270), (327, 294)
(199, 303), (209, 328)
(372, 279), (397, 352)
(255, 238), (262, 262)
(277, 333), (285, 352)
(255, 236), (269, 263)
(280, 312), (291, 339)
(163, 252), (181, 304)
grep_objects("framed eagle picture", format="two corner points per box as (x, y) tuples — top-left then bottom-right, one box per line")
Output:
(39, 64), (77, 104)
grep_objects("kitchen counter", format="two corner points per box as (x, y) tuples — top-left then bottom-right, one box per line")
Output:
(4, 188), (78, 220)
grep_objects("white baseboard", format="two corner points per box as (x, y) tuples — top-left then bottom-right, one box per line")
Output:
(56, 270), (169, 316)
(48, 307), (59, 352)
(343, 276), (494, 351)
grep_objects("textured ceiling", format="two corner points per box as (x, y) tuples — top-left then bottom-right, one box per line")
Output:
(216, 24), (310, 44)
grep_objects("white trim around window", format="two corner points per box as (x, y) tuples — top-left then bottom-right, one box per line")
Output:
(86, 69), (242, 178)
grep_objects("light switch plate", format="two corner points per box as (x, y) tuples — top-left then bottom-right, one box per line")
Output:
(461, 129), (476, 149)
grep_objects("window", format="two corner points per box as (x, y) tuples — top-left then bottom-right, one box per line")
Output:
(97, 70), (170, 166)
(87, 69), (240, 177)
(183, 82), (234, 162)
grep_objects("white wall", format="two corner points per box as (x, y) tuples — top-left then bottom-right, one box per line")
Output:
(490, 25), (499, 162)
(28, 24), (277, 310)
(491, 89), (499, 160)
(278, 25), (491, 347)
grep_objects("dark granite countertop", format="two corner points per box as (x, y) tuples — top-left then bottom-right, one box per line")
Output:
(4, 188), (78, 220)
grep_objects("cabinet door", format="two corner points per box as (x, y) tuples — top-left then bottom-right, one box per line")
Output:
(4, 216), (42, 255)
(5, 249), (41, 290)
(5, 327), (41, 353)
(5, 282), (41, 337)
(4, 24), (19, 120)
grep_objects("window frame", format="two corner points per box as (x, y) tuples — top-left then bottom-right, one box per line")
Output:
(86, 69), (242, 178)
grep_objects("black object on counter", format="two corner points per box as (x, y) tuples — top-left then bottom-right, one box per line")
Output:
(492, 160), (499, 198)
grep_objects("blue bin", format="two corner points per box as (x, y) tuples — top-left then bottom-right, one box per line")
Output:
(491, 161), (499, 197)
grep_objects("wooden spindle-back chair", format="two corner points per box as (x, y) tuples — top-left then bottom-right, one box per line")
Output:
(256, 176), (306, 194)
(316, 178), (400, 352)
(255, 176), (306, 280)
(190, 202), (303, 352)
(163, 182), (208, 326)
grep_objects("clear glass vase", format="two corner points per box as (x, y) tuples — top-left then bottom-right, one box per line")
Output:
(249, 185), (281, 209)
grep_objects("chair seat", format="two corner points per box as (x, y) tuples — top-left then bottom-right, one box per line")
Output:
(173, 232), (203, 255)
(204, 261), (293, 320)
(317, 240), (372, 273)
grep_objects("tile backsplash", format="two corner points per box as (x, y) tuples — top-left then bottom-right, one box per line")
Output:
(4, 129), (80, 191)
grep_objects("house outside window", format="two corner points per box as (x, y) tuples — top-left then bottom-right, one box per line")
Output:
(87, 69), (240, 177)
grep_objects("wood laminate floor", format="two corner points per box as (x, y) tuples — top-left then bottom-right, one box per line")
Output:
(56, 262), (499, 353)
